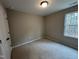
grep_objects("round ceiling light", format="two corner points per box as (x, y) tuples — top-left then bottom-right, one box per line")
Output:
(40, 1), (48, 8)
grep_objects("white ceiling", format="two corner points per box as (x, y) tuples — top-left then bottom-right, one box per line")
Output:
(0, 0), (78, 16)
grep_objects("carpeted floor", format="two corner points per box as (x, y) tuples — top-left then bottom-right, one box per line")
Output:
(12, 39), (78, 59)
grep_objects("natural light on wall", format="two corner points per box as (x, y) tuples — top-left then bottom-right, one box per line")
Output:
(64, 12), (78, 38)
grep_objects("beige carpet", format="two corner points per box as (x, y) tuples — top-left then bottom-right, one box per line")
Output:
(12, 39), (78, 59)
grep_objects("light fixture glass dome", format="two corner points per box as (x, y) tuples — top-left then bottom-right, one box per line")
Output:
(40, 1), (48, 8)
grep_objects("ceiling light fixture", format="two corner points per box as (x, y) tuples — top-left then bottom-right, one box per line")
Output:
(40, 1), (48, 8)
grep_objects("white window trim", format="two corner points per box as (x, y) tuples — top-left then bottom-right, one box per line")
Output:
(64, 11), (78, 39)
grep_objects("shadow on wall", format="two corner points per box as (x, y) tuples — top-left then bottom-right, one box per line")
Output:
(44, 5), (78, 49)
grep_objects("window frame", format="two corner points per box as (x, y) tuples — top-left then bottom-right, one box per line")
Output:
(64, 11), (78, 39)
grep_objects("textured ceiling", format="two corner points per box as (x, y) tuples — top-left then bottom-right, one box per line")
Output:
(0, 0), (78, 16)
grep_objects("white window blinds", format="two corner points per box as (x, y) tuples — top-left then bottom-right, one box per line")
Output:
(64, 12), (78, 38)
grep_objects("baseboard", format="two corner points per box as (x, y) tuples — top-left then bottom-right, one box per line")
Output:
(45, 35), (78, 50)
(12, 38), (41, 48)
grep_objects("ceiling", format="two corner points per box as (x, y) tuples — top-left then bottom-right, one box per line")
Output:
(0, 0), (78, 16)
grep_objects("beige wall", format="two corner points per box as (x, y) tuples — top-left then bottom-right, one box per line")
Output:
(7, 5), (78, 49)
(7, 9), (44, 46)
(45, 5), (78, 49)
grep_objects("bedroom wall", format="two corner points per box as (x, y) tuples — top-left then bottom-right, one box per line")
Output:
(44, 5), (78, 49)
(7, 9), (44, 46)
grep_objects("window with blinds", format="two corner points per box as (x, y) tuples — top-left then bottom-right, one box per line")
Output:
(64, 12), (78, 38)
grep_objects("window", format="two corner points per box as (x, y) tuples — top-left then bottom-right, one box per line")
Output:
(64, 12), (78, 38)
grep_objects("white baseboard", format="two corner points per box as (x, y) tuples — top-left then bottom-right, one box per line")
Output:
(12, 38), (41, 48)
